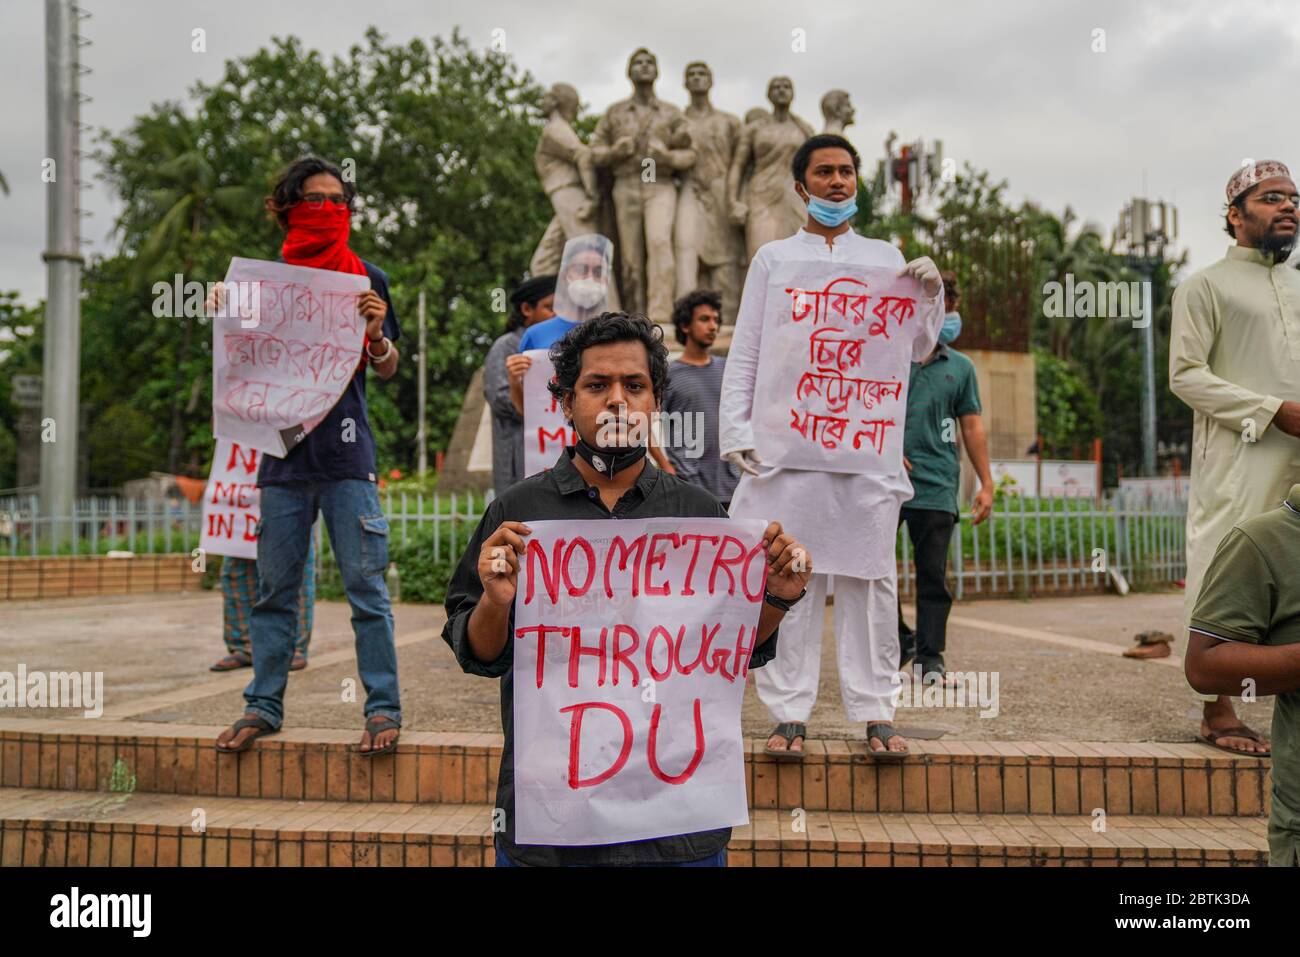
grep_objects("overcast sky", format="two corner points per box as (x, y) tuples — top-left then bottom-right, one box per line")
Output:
(3, 0), (1298, 304)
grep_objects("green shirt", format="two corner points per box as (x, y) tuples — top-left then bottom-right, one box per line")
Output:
(902, 345), (981, 516)
(1189, 484), (1300, 866)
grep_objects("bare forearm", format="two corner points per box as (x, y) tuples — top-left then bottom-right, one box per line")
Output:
(373, 343), (399, 380)
(509, 376), (524, 416)
(467, 600), (512, 664)
(960, 415), (993, 486)
(1186, 634), (1300, 696)
(756, 603), (784, 645)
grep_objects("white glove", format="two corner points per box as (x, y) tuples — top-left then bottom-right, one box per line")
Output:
(724, 449), (763, 477)
(900, 255), (943, 299)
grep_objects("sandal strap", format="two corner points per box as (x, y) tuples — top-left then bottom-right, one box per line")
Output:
(772, 722), (806, 742)
(1206, 726), (1265, 744)
(231, 716), (272, 733)
(365, 716), (401, 734)
(866, 722), (900, 743)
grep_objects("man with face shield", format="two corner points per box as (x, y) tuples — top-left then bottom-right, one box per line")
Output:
(509, 235), (616, 409)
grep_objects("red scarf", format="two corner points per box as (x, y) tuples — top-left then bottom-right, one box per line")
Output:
(281, 202), (372, 369)
(281, 203), (366, 276)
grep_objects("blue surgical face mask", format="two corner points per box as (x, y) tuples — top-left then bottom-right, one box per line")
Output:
(804, 191), (858, 227)
(939, 310), (962, 345)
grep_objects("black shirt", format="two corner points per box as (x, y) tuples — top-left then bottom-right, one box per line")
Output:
(258, 261), (400, 486)
(442, 448), (780, 866)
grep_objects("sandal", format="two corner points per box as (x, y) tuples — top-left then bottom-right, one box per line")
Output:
(290, 653), (308, 671)
(1123, 630), (1173, 660)
(214, 715), (277, 753)
(360, 715), (401, 757)
(866, 722), (909, 761)
(764, 722), (806, 762)
(1196, 725), (1271, 758)
(209, 653), (252, 672)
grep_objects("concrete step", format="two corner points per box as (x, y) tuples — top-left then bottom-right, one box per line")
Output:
(0, 787), (1268, 867)
(1, 718), (1271, 817)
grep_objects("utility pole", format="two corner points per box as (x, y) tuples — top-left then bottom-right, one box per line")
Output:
(416, 289), (427, 476)
(40, 0), (87, 547)
(1116, 196), (1177, 478)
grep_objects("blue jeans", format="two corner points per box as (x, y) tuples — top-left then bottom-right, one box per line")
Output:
(494, 847), (727, 868)
(243, 479), (400, 729)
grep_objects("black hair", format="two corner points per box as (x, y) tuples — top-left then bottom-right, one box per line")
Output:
(1224, 185), (1255, 238)
(547, 312), (670, 404)
(266, 156), (357, 229)
(670, 289), (722, 344)
(506, 274), (557, 332)
(791, 134), (860, 186)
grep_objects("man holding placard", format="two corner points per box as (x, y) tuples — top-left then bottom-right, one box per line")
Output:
(720, 134), (945, 760)
(443, 312), (812, 865)
(214, 157), (404, 757)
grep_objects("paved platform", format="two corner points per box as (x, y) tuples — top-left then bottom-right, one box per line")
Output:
(0, 589), (1272, 744)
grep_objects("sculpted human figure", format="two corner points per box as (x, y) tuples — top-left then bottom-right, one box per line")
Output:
(728, 76), (815, 262)
(674, 61), (744, 325)
(821, 89), (855, 134)
(529, 83), (600, 276)
(591, 48), (696, 320)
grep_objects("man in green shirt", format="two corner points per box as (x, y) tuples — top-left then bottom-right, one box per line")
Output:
(1185, 484), (1300, 865)
(898, 273), (994, 684)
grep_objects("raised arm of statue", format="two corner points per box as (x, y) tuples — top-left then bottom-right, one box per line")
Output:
(727, 124), (754, 224)
(591, 112), (616, 168)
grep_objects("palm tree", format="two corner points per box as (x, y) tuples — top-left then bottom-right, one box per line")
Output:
(121, 107), (259, 472)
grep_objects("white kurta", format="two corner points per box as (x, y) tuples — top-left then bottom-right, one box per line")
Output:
(719, 228), (943, 579)
(1170, 244), (1300, 625)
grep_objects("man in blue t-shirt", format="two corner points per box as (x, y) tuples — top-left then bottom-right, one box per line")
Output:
(215, 156), (404, 758)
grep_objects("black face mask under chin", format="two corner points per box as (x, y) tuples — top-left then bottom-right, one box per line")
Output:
(572, 436), (647, 477)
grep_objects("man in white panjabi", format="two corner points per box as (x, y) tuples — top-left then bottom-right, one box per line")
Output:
(1170, 159), (1300, 757)
(720, 134), (944, 759)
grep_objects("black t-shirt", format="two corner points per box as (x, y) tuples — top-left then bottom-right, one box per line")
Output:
(258, 261), (400, 486)
(441, 449), (780, 866)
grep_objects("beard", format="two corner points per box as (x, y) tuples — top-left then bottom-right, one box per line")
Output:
(1251, 213), (1298, 261)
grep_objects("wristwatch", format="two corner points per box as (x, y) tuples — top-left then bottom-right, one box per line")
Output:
(763, 587), (806, 612)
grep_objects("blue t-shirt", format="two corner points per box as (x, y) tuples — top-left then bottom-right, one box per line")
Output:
(517, 316), (581, 353)
(258, 261), (400, 486)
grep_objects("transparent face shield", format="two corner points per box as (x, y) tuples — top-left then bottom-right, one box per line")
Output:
(552, 234), (615, 322)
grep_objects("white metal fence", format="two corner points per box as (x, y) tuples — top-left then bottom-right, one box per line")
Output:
(2, 488), (1185, 598)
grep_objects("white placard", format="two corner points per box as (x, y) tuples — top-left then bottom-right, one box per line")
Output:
(512, 517), (768, 846)
(199, 439), (260, 560)
(751, 263), (927, 473)
(522, 349), (576, 477)
(212, 257), (371, 458)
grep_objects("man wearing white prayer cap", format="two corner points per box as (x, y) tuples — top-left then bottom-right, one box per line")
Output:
(1170, 158), (1300, 756)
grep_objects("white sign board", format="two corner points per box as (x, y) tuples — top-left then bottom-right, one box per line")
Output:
(1041, 460), (1100, 499)
(512, 517), (768, 846)
(212, 257), (371, 458)
(991, 460), (1039, 495)
(751, 263), (929, 474)
(200, 439), (260, 560)
(522, 349), (576, 477)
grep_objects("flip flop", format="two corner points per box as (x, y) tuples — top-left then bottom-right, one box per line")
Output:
(764, 722), (807, 761)
(214, 715), (277, 753)
(359, 715), (401, 757)
(1196, 725), (1271, 759)
(209, 654), (252, 672)
(290, 654), (308, 671)
(866, 722), (909, 761)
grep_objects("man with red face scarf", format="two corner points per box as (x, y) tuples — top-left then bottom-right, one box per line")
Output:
(215, 156), (404, 757)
